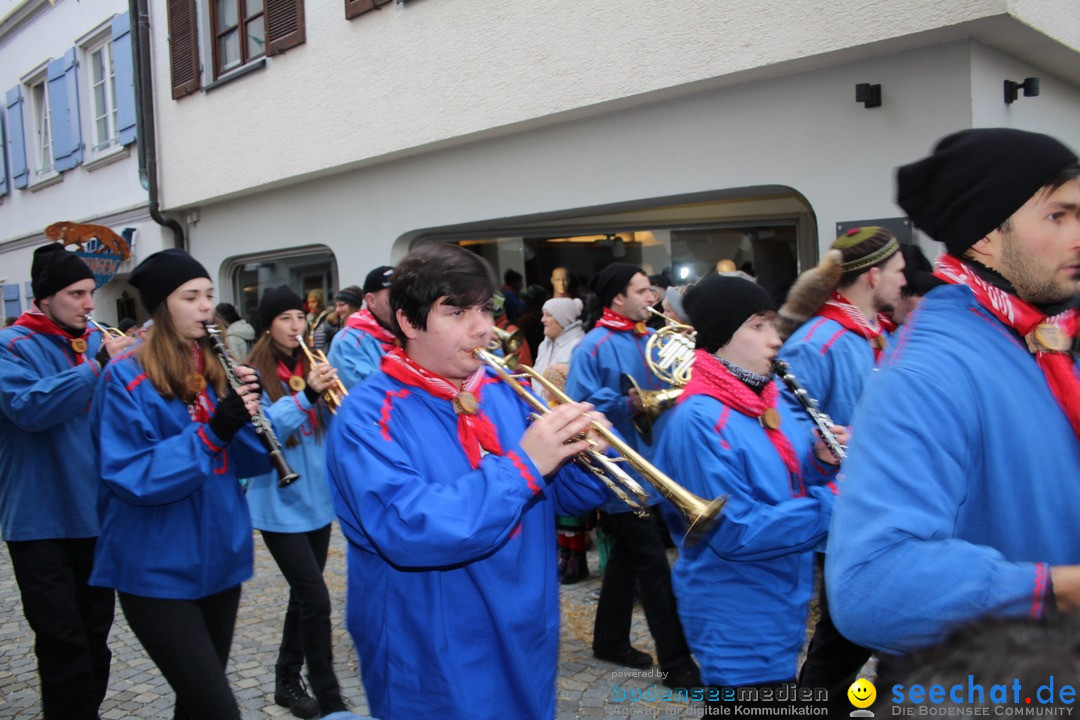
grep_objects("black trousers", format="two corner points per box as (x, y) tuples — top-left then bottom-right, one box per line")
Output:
(260, 524), (340, 703)
(7, 538), (115, 720)
(593, 509), (695, 673)
(798, 553), (873, 716)
(119, 586), (242, 720)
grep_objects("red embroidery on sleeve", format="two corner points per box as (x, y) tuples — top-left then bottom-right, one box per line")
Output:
(506, 450), (540, 494)
(378, 388), (411, 441)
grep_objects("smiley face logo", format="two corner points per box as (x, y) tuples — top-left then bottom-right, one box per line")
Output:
(848, 678), (876, 709)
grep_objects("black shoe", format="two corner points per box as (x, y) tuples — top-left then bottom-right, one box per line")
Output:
(275, 676), (320, 719)
(319, 696), (349, 717)
(593, 645), (653, 669)
(560, 551), (590, 585)
(663, 665), (702, 688)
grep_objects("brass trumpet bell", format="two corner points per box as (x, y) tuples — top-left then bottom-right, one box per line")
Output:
(489, 326), (524, 367)
(621, 374), (683, 445)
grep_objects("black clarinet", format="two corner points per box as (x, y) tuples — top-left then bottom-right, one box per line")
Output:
(772, 359), (846, 463)
(204, 323), (300, 487)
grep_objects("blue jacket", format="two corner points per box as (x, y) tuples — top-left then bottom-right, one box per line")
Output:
(655, 386), (837, 686)
(245, 384), (335, 533)
(328, 325), (387, 391)
(326, 365), (609, 720)
(0, 317), (105, 541)
(826, 285), (1080, 654)
(565, 325), (666, 512)
(777, 315), (888, 435)
(90, 351), (270, 599)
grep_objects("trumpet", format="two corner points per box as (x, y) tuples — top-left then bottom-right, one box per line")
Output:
(204, 323), (300, 487)
(474, 348), (726, 545)
(294, 336), (348, 413)
(772, 359), (846, 463)
(489, 326), (524, 367)
(85, 312), (126, 339)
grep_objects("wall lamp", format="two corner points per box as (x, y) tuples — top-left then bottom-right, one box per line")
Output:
(1004, 77), (1039, 104)
(855, 83), (881, 109)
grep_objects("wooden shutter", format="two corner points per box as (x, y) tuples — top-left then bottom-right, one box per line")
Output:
(0, 111), (8, 196)
(267, 0), (306, 56)
(5, 87), (28, 189)
(48, 48), (83, 171)
(346, 0), (392, 20)
(167, 0), (199, 99)
(112, 13), (138, 145)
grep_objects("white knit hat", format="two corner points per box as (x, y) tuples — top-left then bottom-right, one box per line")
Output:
(542, 297), (583, 328)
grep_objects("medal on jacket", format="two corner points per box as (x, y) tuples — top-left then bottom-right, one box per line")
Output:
(70, 338), (87, 354)
(185, 373), (206, 395)
(759, 408), (781, 430)
(289, 376), (307, 392)
(634, 322), (648, 336)
(453, 391), (477, 415)
(1026, 323), (1070, 353)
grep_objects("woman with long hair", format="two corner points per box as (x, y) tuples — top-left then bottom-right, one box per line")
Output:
(243, 286), (347, 718)
(90, 249), (270, 719)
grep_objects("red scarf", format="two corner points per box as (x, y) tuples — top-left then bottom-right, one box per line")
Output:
(13, 309), (93, 364)
(816, 292), (895, 361)
(188, 342), (213, 423)
(380, 347), (503, 469)
(596, 308), (649, 337)
(934, 253), (1080, 440)
(345, 309), (396, 351)
(679, 349), (801, 481)
(276, 355), (317, 436)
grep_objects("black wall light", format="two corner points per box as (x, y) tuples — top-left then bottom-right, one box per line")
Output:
(855, 83), (881, 109)
(1004, 77), (1039, 104)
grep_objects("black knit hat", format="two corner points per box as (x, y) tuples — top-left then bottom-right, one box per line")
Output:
(684, 274), (776, 353)
(363, 266), (394, 294)
(258, 286), (305, 329)
(334, 286), (363, 309)
(592, 262), (645, 307)
(31, 243), (94, 300)
(128, 248), (210, 316)
(897, 128), (1078, 255)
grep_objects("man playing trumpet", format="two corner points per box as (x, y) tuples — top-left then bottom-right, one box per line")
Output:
(325, 243), (612, 720)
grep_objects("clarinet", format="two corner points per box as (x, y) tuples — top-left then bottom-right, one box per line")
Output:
(204, 323), (300, 487)
(772, 359), (846, 463)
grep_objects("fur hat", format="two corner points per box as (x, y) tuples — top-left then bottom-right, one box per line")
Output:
(775, 249), (844, 341)
(30, 243), (94, 300)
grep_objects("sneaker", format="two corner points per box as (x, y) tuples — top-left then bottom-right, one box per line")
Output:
(593, 645), (653, 669)
(275, 676), (320, 719)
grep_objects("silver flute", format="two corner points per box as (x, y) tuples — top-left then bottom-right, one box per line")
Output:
(772, 359), (846, 463)
(204, 323), (300, 487)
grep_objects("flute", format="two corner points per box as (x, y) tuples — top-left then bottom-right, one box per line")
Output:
(772, 359), (846, 463)
(204, 323), (300, 487)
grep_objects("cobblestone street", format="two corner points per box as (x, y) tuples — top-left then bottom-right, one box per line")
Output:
(0, 529), (701, 719)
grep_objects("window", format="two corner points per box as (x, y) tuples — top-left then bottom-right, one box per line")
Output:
(211, 0), (266, 76)
(29, 77), (54, 179)
(167, 0), (305, 97)
(87, 38), (119, 152)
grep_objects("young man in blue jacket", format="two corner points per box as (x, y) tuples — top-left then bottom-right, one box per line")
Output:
(828, 128), (1080, 654)
(0, 243), (133, 719)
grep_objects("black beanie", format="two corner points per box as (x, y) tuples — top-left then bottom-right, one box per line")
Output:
(128, 248), (210, 315)
(592, 262), (645, 307)
(258, 286), (305, 329)
(334, 286), (363, 309)
(31, 243), (94, 300)
(897, 128), (1078, 256)
(684, 274), (777, 353)
(363, 266), (394, 294)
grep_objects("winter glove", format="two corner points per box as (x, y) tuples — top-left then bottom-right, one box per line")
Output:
(209, 389), (251, 442)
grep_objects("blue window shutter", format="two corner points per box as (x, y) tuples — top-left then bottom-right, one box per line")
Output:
(4, 87), (28, 189)
(47, 48), (83, 172)
(3, 284), (20, 317)
(112, 13), (137, 146)
(0, 110), (8, 196)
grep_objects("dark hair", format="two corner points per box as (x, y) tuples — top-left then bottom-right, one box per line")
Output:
(389, 244), (497, 344)
(995, 163), (1080, 237)
(215, 303), (241, 325)
(504, 268), (523, 285)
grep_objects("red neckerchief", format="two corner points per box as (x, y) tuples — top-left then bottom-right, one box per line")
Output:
(597, 308), (649, 337)
(380, 347), (503, 469)
(679, 349), (801, 481)
(13, 309), (93, 364)
(816, 292), (892, 360)
(276, 354), (317, 436)
(188, 342), (213, 423)
(345, 309), (396, 351)
(934, 253), (1080, 440)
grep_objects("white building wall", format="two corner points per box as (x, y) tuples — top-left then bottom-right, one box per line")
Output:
(153, 0), (1080, 209)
